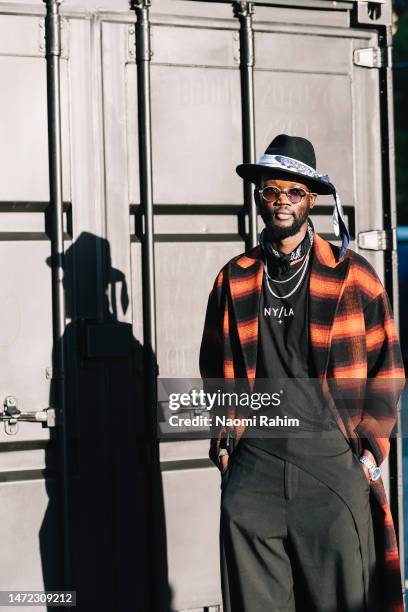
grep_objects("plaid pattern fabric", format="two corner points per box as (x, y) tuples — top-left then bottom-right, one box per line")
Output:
(199, 232), (405, 612)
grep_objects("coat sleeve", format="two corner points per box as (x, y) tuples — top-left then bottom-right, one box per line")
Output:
(354, 289), (405, 466)
(199, 267), (231, 467)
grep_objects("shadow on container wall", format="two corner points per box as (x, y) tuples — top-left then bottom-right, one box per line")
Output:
(41, 231), (173, 611)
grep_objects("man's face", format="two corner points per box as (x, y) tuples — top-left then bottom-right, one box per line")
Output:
(256, 178), (316, 241)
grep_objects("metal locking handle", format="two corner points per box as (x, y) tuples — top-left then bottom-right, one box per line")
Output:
(0, 396), (56, 435)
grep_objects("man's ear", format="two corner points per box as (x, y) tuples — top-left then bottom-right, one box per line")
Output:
(309, 193), (317, 210)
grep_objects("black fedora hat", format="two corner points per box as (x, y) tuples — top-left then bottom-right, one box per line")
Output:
(236, 134), (350, 260)
(236, 134), (334, 195)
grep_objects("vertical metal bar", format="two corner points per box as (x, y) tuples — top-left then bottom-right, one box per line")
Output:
(233, 1), (257, 248)
(131, 1), (160, 609)
(131, 0), (157, 368)
(43, 0), (71, 588)
(378, 25), (405, 589)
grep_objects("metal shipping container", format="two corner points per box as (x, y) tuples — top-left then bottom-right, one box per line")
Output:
(0, 0), (402, 610)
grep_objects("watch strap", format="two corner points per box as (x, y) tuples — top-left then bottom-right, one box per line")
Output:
(359, 455), (381, 481)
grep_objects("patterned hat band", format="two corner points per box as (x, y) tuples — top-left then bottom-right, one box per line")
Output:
(257, 154), (329, 182)
(257, 153), (350, 260)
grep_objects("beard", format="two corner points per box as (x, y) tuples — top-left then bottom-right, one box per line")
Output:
(259, 200), (311, 242)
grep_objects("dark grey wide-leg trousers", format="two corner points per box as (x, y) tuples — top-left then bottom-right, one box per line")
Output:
(219, 438), (378, 612)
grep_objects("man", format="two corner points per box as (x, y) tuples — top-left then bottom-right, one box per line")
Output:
(199, 134), (405, 612)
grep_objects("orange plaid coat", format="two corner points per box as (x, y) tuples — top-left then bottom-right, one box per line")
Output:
(199, 232), (406, 612)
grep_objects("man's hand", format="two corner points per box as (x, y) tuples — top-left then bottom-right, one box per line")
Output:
(219, 453), (230, 474)
(360, 449), (377, 482)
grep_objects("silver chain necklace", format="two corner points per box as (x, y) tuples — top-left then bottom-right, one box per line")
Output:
(264, 253), (307, 284)
(263, 249), (311, 299)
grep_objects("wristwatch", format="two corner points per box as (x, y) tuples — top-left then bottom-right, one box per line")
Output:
(359, 455), (381, 481)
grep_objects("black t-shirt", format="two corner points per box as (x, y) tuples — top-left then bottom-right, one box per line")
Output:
(245, 248), (337, 439)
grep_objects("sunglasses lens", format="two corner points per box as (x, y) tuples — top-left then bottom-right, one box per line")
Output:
(260, 187), (307, 203)
(287, 188), (306, 203)
(261, 187), (280, 202)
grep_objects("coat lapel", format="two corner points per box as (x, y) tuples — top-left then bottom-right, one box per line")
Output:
(229, 246), (263, 387)
(308, 233), (351, 379)
(228, 233), (351, 385)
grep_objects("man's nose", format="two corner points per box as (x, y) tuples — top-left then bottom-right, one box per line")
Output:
(274, 192), (292, 205)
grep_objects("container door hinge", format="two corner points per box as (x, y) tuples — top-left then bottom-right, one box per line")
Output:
(358, 229), (395, 251)
(38, 17), (69, 58)
(128, 24), (153, 62)
(353, 46), (390, 69)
